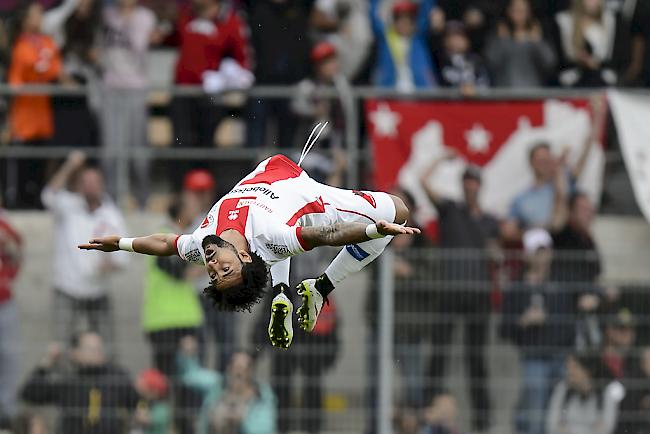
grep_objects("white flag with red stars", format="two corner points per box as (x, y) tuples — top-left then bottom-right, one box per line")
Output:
(365, 99), (605, 238)
(609, 90), (650, 223)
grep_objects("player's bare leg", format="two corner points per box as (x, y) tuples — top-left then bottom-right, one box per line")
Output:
(268, 284), (294, 349)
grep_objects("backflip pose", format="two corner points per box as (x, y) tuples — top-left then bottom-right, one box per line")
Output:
(80, 139), (419, 349)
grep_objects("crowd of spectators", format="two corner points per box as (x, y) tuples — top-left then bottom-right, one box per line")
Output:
(0, 149), (351, 434)
(0, 0), (648, 208)
(365, 95), (650, 434)
(0, 113), (650, 434)
(0, 1), (648, 432)
(0, 155), (283, 434)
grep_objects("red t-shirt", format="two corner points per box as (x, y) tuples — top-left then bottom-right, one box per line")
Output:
(0, 214), (22, 304)
(173, 5), (251, 84)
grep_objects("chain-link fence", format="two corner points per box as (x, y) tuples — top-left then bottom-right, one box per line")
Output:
(4, 207), (650, 434)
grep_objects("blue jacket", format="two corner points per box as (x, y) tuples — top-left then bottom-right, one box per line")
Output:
(369, 0), (437, 88)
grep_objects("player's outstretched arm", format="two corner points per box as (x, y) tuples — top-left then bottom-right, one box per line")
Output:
(301, 220), (420, 248)
(78, 233), (179, 256)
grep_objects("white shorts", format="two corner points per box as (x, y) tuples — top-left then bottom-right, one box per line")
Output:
(318, 184), (395, 224)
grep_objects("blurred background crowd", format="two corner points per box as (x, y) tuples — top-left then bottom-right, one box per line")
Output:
(0, 0), (648, 208)
(0, 0), (649, 434)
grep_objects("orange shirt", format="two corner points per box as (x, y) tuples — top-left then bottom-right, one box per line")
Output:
(8, 33), (61, 141)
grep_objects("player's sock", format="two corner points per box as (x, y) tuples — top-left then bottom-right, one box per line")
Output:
(324, 236), (393, 286)
(315, 273), (335, 299)
(272, 283), (289, 298)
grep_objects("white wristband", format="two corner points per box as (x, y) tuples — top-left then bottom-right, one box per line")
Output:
(365, 224), (384, 239)
(118, 238), (135, 252)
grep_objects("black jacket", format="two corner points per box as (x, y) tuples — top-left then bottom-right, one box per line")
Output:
(21, 364), (138, 434)
(248, 0), (311, 84)
(500, 280), (577, 358)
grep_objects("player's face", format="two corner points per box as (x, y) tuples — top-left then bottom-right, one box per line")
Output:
(204, 242), (252, 290)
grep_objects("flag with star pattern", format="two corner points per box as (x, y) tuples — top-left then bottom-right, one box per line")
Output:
(365, 99), (606, 237)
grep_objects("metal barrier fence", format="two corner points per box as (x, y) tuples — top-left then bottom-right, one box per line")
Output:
(2, 85), (650, 434)
(6, 209), (650, 434)
(0, 84), (645, 208)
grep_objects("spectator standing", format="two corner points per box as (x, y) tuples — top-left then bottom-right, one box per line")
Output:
(431, 20), (490, 94)
(551, 192), (603, 349)
(551, 192), (601, 285)
(21, 332), (139, 434)
(627, 0), (650, 87)
(257, 254), (340, 434)
(179, 170), (240, 372)
(485, 0), (557, 87)
(309, 0), (373, 81)
(42, 0), (82, 47)
(506, 95), (603, 233)
(500, 229), (577, 434)
(43, 0), (102, 148)
(41, 151), (128, 352)
(546, 352), (624, 434)
(100, 0), (156, 207)
(0, 202), (21, 426)
(251, 154), (342, 434)
(141, 198), (204, 434)
(178, 339), (277, 434)
(419, 158), (499, 432)
(247, 0), (310, 148)
(10, 411), (49, 434)
(617, 346), (650, 434)
(170, 0), (251, 150)
(131, 369), (172, 434)
(600, 0), (645, 86)
(553, 0), (629, 87)
(364, 189), (434, 434)
(431, 0), (505, 53)
(420, 392), (466, 434)
(601, 306), (636, 379)
(142, 200), (203, 377)
(395, 408), (420, 434)
(291, 41), (350, 179)
(5, 1), (62, 209)
(369, 0), (437, 92)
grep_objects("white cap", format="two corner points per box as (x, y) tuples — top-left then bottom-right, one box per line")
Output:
(523, 228), (553, 255)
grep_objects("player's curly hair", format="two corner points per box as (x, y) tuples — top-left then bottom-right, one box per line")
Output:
(203, 251), (269, 313)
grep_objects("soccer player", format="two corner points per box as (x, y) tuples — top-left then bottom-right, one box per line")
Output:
(79, 154), (419, 349)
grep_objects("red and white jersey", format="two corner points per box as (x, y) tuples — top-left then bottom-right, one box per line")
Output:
(175, 155), (339, 266)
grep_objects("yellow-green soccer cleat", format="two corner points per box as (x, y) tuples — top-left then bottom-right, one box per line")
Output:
(296, 279), (324, 332)
(268, 292), (293, 349)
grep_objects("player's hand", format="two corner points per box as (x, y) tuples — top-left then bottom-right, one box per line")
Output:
(78, 235), (121, 252)
(376, 220), (421, 236)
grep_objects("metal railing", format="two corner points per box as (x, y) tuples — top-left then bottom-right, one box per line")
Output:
(0, 84), (645, 206)
(8, 227), (650, 434)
